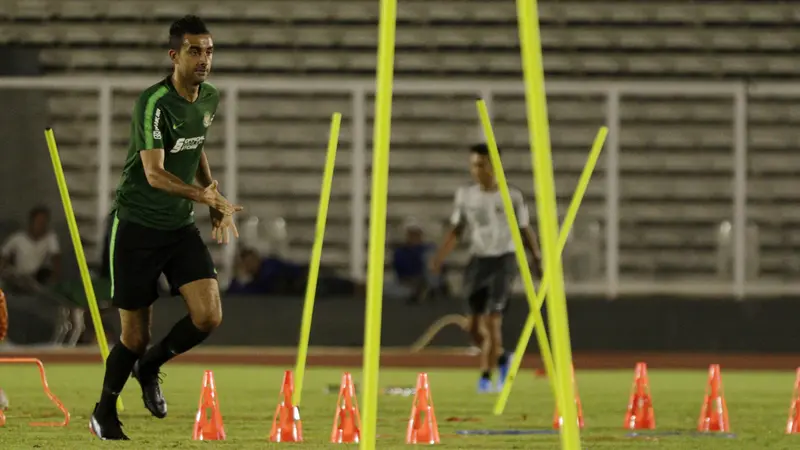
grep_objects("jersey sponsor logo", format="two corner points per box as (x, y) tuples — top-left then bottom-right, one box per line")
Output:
(172, 121), (184, 130)
(170, 136), (206, 153)
(203, 112), (214, 128)
(153, 108), (162, 141)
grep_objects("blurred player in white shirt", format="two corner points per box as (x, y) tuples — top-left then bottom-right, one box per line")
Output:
(430, 144), (542, 393)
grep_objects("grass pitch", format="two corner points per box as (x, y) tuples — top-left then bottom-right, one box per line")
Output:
(0, 363), (798, 448)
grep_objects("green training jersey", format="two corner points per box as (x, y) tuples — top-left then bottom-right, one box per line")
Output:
(114, 76), (220, 230)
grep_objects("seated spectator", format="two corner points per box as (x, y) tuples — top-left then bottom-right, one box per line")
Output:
(0, 206), (84, 346)
(228, 247), (303, 295)
(0, 206), (61, 292)
(385, 219), (446, 303)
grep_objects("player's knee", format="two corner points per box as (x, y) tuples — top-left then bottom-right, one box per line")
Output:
(190, 308), (222, 333)
(120, 329), (150, 354)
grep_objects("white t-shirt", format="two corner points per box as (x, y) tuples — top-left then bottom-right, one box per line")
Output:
(449, 184), (530, 257)
(1, 231), (60, 276)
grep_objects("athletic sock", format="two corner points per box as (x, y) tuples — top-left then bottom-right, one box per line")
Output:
(138, 315), (211, 373)
(97, 343), (140, 415)
(481, 370), (491, 380)
(497, 352), (509, 367)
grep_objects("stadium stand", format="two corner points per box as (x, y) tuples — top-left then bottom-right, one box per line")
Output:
(0, 0), (795, 284)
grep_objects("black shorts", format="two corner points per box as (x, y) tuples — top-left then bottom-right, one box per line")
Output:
(108, 216), (217, 310)
(463, 253), (517, 316)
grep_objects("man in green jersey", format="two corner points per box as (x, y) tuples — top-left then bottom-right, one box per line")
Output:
(89, 15), (242, 440)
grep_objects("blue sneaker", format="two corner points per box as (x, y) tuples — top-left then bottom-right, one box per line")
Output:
(478, 377), (493, 393)
(497, 352), (513, 391)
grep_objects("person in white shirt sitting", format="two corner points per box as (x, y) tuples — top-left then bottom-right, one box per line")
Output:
(0, 206), (80, 346)
(0, 206), (61, 292)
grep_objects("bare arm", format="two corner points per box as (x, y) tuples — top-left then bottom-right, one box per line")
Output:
(195, 150), (214, 188)
(141, 149), (240, 215)
(431, 188), (468, 273)
(193, 150), (243, 243)
(521, 226), (543, 277)
(141, 149), (205, 201)
(50, 254), (62, 281)
(430, 225), (462, 273)
(521, 226), (541, 260)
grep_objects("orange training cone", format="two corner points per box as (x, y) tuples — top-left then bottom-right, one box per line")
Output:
(406, 373), (440, 444)
(192, 370), (226, 440)
(330, 372), (361, 443)
(786, 368), (800, 434)
(553, 365), (584, 430)
(697, 364), (730, 432)
(624, 362), (656, 430)
(270, 370), (303, 442)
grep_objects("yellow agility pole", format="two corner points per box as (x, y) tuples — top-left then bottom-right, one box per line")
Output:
(360, 0), (397, 448)
(494, 127), (608, 415)
(293, 112), (342, 406)
(44, 128), (123, 412)
(517, 0), (581, 448)
(476, 100), (557, 402)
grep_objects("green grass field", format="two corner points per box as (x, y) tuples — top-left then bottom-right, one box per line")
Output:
(0, 363), (799, 449)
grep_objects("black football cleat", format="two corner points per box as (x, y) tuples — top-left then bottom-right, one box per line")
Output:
(89, 403), (130, 440)
(131, 360), (168, 419)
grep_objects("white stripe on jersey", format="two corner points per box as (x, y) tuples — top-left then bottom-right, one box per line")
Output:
(449, 184), (530, 257)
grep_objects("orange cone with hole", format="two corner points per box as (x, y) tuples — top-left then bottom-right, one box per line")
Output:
(624, 362), (656, 430)
(697, 364), (730, 432)
(330, 372), (361, 443)
(406, 373), (440, 444)
(270, 370), (303, 442)
(553, 364), (584, 430)
(192, 370), (226, 440)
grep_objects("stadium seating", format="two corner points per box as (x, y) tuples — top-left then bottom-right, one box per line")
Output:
(1, 0), (796, 285)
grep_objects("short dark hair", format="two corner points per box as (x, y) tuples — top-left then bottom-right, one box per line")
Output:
(29, 205), (50, 222)
(169, 15), (210, 51)
(470, 143), (501, 156)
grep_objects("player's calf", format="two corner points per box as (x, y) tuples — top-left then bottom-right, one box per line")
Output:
(485, 313), (511, 390)
(134, 280), (222, 418)
(466, 314), (494, 393)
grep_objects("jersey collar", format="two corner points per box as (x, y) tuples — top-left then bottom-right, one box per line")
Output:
(165, 75), (204, 104)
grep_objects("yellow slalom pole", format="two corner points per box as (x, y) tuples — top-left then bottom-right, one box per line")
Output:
(476, 100), (558, 402)
(44, 128), (123, 412)
(293, 112), (341, 406)
(517, 0), (580, 447)
(360, 0), (397, 448)
(493, 127), (608, 416)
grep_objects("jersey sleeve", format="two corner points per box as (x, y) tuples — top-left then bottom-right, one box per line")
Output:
(449, 188), (466, 228)
(131, 92), (166, 151)
(513, 190), (531, 228)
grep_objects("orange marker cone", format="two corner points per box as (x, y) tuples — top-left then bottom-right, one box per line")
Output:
(330, 372), (361, 443)
(270, 370), (303, 442)
(697, 364), (730, 432)
(192, 370), (226, 440)
(624, 362), (656, 430)
(553, 365), (584, 430)
(406, 373), (440, 444)
(786, 368), (800, 434)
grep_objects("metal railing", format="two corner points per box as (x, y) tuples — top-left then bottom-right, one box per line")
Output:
(1, 75), (798, 299)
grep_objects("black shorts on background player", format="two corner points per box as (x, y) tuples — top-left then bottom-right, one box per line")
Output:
(110, 216), (216, 310)
(462, 252), (516, 315)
